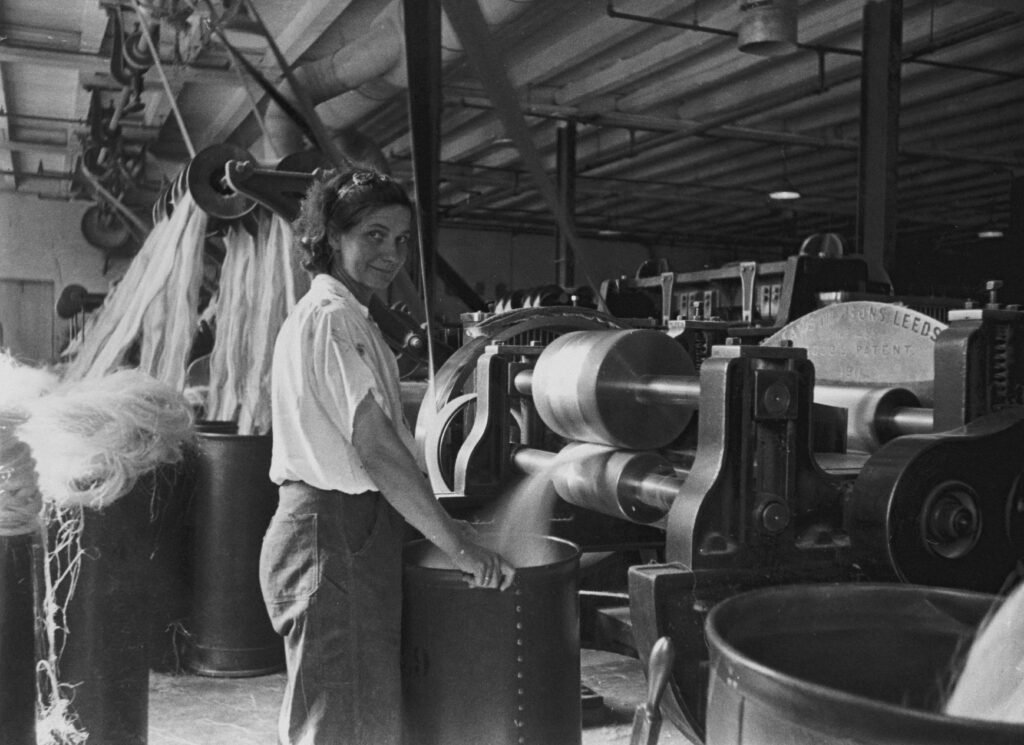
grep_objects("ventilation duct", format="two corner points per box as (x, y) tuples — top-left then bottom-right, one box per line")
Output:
(262, 0), (535, 163)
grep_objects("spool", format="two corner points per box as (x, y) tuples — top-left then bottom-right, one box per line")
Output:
(737, 0), (798, 57)
(531, 329), (696, 450)
(705, 583), (1024, 745)
(185, 429), (283, 676)
(402, 534), (581, 745)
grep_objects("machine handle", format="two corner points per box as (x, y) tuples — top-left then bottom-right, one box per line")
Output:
(647, 636), (676, 712)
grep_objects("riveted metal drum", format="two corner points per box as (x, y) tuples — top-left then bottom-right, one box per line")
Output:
(186, 429), (283, 676)
(705, 583), (1024, 745)
(531, 329), (696, 450)
(402, 534), (581, 745)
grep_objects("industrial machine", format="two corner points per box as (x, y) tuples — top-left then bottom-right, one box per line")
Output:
(415, 293), (1024, 743)
(161, 142), (1024, 741)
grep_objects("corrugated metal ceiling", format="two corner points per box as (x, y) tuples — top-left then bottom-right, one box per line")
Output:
(0, 0), (1020, 260)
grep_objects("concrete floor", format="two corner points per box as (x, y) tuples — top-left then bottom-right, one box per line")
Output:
(147, 648), (694, 745)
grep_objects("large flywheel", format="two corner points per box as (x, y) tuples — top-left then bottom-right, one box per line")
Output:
(416, 307), (626, 493)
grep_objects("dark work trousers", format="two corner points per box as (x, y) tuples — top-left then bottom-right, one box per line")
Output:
(260, 481), (405, 745)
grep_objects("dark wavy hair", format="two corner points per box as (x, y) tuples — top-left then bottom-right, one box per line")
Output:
(293, 169), (413, 275)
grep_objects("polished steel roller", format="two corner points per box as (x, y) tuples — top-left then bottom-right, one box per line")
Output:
(813, 384), (932, 453)
(512, 442), (685, 525)
(519, 327), (938, 455)
(525, 329), (698, 450)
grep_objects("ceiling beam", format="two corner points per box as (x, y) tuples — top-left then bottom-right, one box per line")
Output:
(79, 4), (109, 54)
(74, 0), (114, 163)
(442, 93), (1024, 169)
(0, 43), (239, 86)
(0, 140), (71, 156)
(958, 0), (1024, 12)
(0, 67), (16, 186)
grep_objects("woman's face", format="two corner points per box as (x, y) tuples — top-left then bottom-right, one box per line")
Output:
(331, 204), (412, 290)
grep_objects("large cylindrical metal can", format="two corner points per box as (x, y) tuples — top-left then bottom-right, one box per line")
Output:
(186, 430), (283, 676)
(55, 489), (151, 745)
(402, 534), (581, 745)
(705, 583), (1024, 744)
(0, 533), (38, 745)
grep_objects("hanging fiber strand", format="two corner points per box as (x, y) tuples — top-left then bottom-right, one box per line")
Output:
(63, 191), (208, 389)
(204, 223), (253, 425)
(204, 210), (295, 433)
(36, 502), (87, 745)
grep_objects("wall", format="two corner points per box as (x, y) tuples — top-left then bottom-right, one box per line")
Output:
(0, 192), (124, 292)
(0, 192), (128, 360)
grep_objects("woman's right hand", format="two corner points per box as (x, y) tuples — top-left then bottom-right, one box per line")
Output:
(450, 539), (516, 590)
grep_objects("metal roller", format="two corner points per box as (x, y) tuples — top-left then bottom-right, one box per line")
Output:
(528, 329), (697, 450)
(512, 442), (684, 525)
(414, 307), (626, 491)
(813, 384), (932, 453)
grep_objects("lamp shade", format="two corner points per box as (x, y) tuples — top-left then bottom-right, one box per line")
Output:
(738, 0), (798, 56)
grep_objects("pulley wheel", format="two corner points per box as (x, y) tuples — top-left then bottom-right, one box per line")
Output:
(848, 411), (1024, 593)
(414, 307), (625, 473)
(532, 329), (696, 450)
(186, 143), (257, 219)
(81, 204), (132, 253)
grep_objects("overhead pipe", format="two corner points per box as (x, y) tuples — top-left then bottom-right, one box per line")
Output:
(581, 4), (1023, 176)
(606, 2), (1024, 80)
(443, 93), (1024, 169)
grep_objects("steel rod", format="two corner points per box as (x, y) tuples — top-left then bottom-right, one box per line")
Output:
(884, 406), (934, 435)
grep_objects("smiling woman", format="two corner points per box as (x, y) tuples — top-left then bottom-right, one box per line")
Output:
(330, 202), (411, 291)
(261, 169), (516, 745)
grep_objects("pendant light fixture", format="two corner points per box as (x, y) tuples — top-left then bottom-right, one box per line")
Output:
(738, 0), (798, 57)
(768, 146), (802, 201)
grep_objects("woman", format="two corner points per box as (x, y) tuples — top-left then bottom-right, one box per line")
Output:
(260, 169), (515, 745)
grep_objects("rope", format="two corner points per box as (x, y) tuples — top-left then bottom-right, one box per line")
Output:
(128, 0), (196, 158)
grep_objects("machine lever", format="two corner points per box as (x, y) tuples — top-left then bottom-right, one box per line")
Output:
(630, 636), (676, 745)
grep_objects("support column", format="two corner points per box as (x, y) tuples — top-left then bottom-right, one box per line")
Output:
(402, 0), (443, 318)
(856, 0), (902, 289)
(555, 121), (577, 288)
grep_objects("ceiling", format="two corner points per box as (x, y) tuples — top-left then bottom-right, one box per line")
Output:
(1, 0), (1021, 264)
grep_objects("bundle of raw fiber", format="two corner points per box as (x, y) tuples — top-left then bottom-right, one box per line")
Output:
(63, 191), (208, 390)
(17, 366), (195, 509)
(204, 210), (295, 434)
(0, 352), (59, 407)
(944, 577), (1024, 723)
(0, 358), (58, 535)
